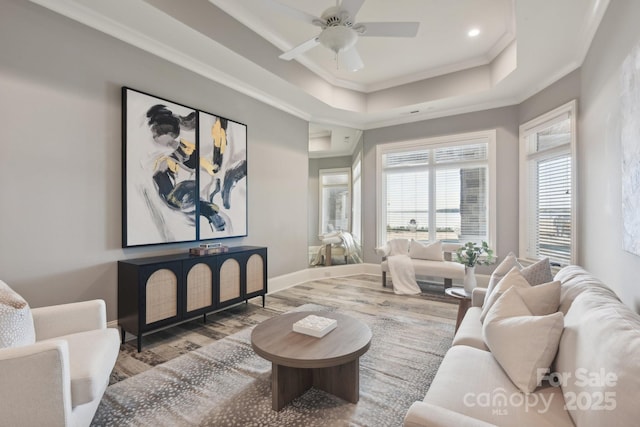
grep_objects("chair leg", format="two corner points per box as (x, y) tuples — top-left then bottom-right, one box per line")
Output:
(382, 271), (387, 287)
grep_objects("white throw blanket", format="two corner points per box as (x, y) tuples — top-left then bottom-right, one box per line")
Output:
(387, 254), (421, 295)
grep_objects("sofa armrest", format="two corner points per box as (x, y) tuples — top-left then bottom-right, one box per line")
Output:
(404, 402), (497, 427)
(32, 299), (107, 341)
(0, 340), (72, 426)
(471, 288), (487, 307)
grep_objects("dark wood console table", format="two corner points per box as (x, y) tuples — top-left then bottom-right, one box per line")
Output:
(118, 246), (267, 351)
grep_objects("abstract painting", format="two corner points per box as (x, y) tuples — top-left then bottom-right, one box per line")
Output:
(122, 87), (248, 247)
(198, 111), (247, 240)
(620, 42), (640, 256)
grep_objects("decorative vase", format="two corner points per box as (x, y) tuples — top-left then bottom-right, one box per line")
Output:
(463, 265), (477, 293)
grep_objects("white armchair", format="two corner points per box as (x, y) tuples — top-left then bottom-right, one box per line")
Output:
(0, 281), (120, 427)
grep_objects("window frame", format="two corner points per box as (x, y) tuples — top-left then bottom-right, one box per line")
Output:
(376, 130), (497, 249)
(351, 152), (362, 245)
(518, 99), (578, 265)
(318, 167), (352, 235)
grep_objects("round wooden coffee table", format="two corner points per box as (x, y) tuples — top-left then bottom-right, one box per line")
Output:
(251, 311), (372, 411)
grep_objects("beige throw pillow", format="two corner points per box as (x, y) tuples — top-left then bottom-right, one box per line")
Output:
(520, 257), (554, 286)
(480, 267), (530, 322)
(484, 252), (521, 306)
(514, 280), (561, 316)
(387, 239), (410, 256)
(0, 280), (36, 348)
(408, 240), (444, 261)
(483, 287), (565, 394)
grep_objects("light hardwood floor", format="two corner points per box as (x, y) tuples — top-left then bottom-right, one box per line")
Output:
(111, 274), (458, 385)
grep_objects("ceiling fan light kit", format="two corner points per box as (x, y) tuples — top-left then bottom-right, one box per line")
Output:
(274, 0), (419, 72)
(318, 26), (357, 53)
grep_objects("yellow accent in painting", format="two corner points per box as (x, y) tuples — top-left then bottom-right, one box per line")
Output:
(200, 158), (215, 176)
(180, 138), (196, 155)
(211, 119), (227, 154)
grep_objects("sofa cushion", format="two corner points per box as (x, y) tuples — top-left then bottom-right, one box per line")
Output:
(423, 345), (574, 427)
(483, 287), (564, 393)
(520, 258), (554, 286)
(42, 328), (120, 408)
(555, 287), (640, 427)
(409, 240), (444, 261)
(484, 252), (521, 306)
(412, 259), (465, 279)
(0, 280), (36, 349)
(451, 307), (488, 351)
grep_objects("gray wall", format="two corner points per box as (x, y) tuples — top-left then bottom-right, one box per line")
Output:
(577, 0), (640, 311)
(308, 156), (353, 247)
(0, 0), (309, 321)
(362, 106), (520, 275)
(519, 1), (640, 310)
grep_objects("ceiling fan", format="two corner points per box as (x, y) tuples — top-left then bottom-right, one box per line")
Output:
(268, 0), (420, 71)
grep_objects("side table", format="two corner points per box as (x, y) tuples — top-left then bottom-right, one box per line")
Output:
(445, 287), (472, 332)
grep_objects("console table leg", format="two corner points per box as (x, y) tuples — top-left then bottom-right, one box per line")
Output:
(262, 295), (265, 307)
(137, 335), (142, 353)
(120, 327), (126, 345)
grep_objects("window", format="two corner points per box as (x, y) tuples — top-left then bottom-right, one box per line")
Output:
(319, 168), (351, 234)
(519, 100), (577, 265)
(351, 153), (362, 245)
(376, 130), (496, 247)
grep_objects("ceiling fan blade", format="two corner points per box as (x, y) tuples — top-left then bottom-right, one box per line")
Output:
(340, 0), (366, 19)
(359, 22), (420, 37)
(339, 47), (364, 72)
(262, 0), (321, 25)
(279, 36), (320, 60)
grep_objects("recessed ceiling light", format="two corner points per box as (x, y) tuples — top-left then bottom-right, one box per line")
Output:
(468, 28), (480, 37)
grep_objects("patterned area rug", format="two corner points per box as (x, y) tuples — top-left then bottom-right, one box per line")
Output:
(93, 302), (454, 427)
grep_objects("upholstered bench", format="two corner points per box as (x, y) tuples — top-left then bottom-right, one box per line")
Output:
(378, 239), (464, 288)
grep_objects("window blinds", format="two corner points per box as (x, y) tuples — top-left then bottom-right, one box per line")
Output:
(382, 141), (488, 243)
(524, 117), (573, 265)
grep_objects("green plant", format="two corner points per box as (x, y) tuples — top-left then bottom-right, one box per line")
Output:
(455, 241), (494, 267)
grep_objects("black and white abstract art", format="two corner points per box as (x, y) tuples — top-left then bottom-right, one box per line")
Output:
(122, 87), (247, 247)
(198, 111), (247, 240)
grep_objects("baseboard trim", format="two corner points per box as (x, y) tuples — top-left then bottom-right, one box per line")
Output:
(107, 320), (119, 329)
(267, 263), (380, 294)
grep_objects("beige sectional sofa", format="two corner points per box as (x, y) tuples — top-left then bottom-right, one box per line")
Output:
(404, 265), (640, 427)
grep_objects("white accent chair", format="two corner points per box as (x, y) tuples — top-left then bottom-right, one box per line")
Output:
(0, 289), (120, 427)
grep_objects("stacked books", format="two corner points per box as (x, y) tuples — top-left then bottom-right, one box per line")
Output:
(292, 314), (337, 338)
(189, 243), (229, 256)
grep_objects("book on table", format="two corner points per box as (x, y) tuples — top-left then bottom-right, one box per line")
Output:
(292, 314), (337, 338)
(189, 246), (229, 256)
